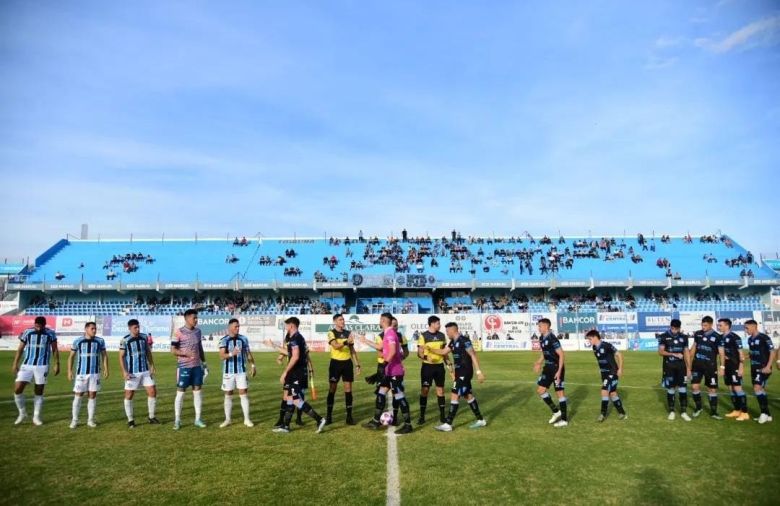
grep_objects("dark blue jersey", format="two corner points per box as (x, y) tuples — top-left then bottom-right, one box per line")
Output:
(448, 336), (474, 375)
(592, 341), (619, 375)
(721, 332), (743, 367)
(748, 333), (774, 369)
(286, 332), (309, 374)
(692, 330), (723, 365)
(658, 331), (689, 366)
(541, 333), (562, 367)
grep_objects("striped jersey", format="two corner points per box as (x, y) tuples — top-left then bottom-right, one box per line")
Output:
(71, 336), (106, 375)
(19, 328), (57, 366)
(219, 334), (250, 374)
(120, 333), (151, 374)
(171, 326), (203, 368)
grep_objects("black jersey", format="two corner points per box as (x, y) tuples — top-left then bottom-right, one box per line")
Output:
(286, 332), (309, 374)
(692, 330), (723, 366)
(658, 331), (689, 367)
(541, 333), (562, 367)
(748, 333), (774, 369)
(448, 336), (474, 376)
(721, 332), (743, 367)
(592, 341), (619, 375)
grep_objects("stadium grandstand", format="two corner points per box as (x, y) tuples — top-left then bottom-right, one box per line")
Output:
(1, 230), (777, 317)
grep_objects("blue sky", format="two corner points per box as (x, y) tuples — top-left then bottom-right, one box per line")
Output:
(1, 0), (778, 261)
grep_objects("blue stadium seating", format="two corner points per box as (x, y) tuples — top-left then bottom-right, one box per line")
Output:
(17, 234), (778, 285)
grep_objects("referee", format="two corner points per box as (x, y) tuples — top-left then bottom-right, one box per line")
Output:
(417, 315), (451, 425)
(326, 314), (361, 425)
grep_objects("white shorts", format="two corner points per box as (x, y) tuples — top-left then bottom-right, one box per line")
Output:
(74, 374), (102, 393)
(15, 365), (49, 385)
(124, 371), (156, 391)
(221, 373), (248, 392)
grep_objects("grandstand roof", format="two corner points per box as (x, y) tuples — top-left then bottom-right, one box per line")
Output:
(9, 233), (778, 291)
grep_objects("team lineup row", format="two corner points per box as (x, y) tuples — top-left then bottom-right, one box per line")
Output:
(10, 313), (779, 431)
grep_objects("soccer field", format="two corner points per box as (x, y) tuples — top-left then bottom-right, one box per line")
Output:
(1, 350), (778, 506)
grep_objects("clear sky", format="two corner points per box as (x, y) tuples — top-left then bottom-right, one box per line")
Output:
(1, 0), (778, 262)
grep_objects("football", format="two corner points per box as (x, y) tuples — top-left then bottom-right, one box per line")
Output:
(379, 411), (394, 426)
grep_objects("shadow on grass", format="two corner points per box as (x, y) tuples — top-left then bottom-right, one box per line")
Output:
(632, 467), (682, 506)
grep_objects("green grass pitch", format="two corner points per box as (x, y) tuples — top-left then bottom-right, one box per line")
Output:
(0, 350), (778, 505)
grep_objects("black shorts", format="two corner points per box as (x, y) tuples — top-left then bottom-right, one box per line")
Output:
(284, 372), (307, 399)
(379, 374), (406, 396)
(537, 365), (565, 391)
(452, 374), (473, 397)
(329, 359), (354, 383)
(751, 369), (771, 388)
(690, 363), (718, 388)
(663, 364), (686, 389)
(724, 366), (742, 387)
(600, 373), (619, 393)
(421, 363), (446, 388)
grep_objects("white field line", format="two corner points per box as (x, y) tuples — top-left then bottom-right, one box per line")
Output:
(386, 426), (400, 506)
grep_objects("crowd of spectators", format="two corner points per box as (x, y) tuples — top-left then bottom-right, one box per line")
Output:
(132, 293), (343, 315)
(321, 230), (747, 279)
(100, 252), (155, 276)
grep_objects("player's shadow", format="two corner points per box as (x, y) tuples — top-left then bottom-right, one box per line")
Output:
(565, 385), (589, 421)
(631, 467), (682, 506)
(654, 384), (669, 410)
(479, 382), (530, 422)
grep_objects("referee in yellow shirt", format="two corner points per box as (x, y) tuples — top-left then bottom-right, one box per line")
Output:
(326, 314), (361, 425)
(417, 315), (451, 424)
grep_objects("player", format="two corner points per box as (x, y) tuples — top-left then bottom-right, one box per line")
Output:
(360, 312), (413, 434)
(719, 318), (749, 421)
(326, 313), (361, 425)
(745, 319), (776, 424)
(273, 317), (326, 433)
(417, 315), (451, 424)
(218, 318), (256, 428)
(171, 308), (208, 430)
(658, 319), (692, 421)
(68, 321), (108, 428)
(585, 330), (627, 422)
(689, 316), (726, 419)
(119, 319), (159, 428)
(427, 322), (486, 431)
(12, 316), (59, 425)
(533, 318), (568, 428)
(268, 334), (313, 428)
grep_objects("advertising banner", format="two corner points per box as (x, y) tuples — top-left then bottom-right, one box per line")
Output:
(481, 313), (532, 341)
(630, 337), (661, 351)
(762, 311), (780, 340)
(679, 311), (716, 334)
(578, 338), (628, 351)
(637, 312), (675, 332)
(530, 312), (558, 334)
(0, 315), (56, 338)
(714, 311), (755, 332)
(0, 301), (19, 315)
(30, 316), (95, 350)
(481, 339), (534, 351)
(596, 312), (638, 332)
(557, 312), (597, 334)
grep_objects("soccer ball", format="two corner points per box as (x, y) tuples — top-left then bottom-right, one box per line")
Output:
(379, 411), (394, 426)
